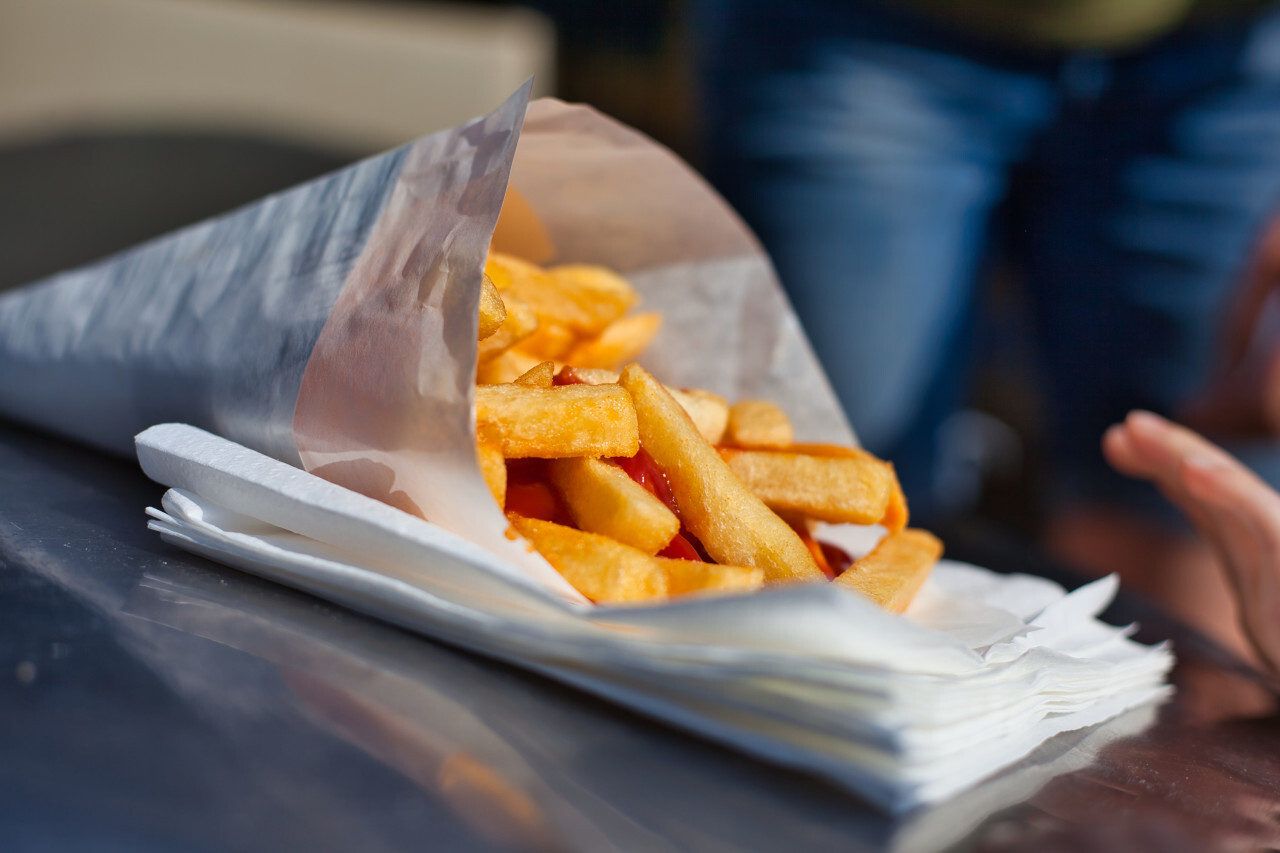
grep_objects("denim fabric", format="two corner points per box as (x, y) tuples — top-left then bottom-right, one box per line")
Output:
(693, 0), (1280, 524)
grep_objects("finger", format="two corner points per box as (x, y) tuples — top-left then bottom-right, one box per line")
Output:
(1181, 452), (1280, 559)
(1103, 413), (1242, 553)
(1180, 452), (1280, 676)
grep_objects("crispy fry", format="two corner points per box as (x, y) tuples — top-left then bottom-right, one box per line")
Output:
(834, 528), (941, 612)
(719, 448), (895, 526)
(555, 365), (619, 385)
(475, 383), (639, 459)
(656, 558), (764, 597)
(476, 437), (507, 508)
(512, 360), (556, 388)
(548, 264), (637, 332)
(618, 363), (824, 584)
(488, 252), (630, 337)
(668, 387), (729, 445)
(566, 312), (662, 370)
(726, 399), (793, 449)
(557, 367), (728, 445)
(548, 456), (679, 555)
(517, 319), (577, 361)
(476, 349), (544, 385)
(477, 291), (538, 364)
(509, 514), (668, 604)
(478, 274), (507, 341)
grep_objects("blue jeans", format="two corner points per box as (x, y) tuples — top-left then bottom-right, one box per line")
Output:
(693, 0), (1280, 524)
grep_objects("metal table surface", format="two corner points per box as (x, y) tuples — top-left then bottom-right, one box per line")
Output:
(3, 417), (1280, 853)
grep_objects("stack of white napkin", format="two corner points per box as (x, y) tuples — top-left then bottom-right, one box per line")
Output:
(137, 422), (1174, 814)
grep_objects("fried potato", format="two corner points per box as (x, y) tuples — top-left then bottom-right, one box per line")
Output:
(668, 387), (729, 446)
(477, 291), (538, 364)
(548, 264), (637, 332)
(475, 383), (639, 459)
(476, 349), (544, 385)
(555, 366), (620, 385)
(548, 456), (679, 555)
(512, 360), (556, 388)
(656, 558), (764, 597)
(557, 367), (728, 445)
(834, 528), (942, 612)
(488, 252), (631, 337)
(619, 363), (824, 584)
(517, 319), (577, 361)
(726, 399), (793, 449)
(566, 312), (662, 370)
(478, 274), (507, 341)
(719, 448), (895, 526)
(509, 514), (668, 604)
(475, 437), (507, 508)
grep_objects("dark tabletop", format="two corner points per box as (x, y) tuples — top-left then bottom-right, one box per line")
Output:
(3, 133), (1280, 852)
(4, 415), (1280, 853)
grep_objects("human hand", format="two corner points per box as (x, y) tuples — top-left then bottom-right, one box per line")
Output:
(1104, 410), (1280, 680)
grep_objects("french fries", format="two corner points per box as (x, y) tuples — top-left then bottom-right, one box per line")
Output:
(835, 529), (942, 613)
(471, 252), (941, 609)
(620, 363), (825, 585)
(474, 383), (638, 459)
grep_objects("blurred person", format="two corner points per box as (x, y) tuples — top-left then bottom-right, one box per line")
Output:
(691, 0), (1280, 656)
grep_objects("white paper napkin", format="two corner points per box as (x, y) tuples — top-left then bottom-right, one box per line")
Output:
(137, 422), (1174, 813)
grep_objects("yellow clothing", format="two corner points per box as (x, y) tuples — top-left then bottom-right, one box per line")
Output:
(902, 0), (1274, 49)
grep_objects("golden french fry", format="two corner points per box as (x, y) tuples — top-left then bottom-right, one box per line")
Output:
(512, 361), (556, 388)
(834, 528), (941, 612)
(618, 363), (824, 584)
(475, 349), (544, 385)
(557, 367), (728, 445)
(488, 252), (629, 337)
(475, 437), (507, 508)
(509, 514), (668, 604)
(477, 291), (538, 364)
(566, 312), (662, 370)
(478, 274), (507, 341)
(475, 383), (639, 459)
(668, 387), (729, 446)
(726, 399), (793, 449)
(516, 319), (577, 361)
(548, 264), (637, 332)
(881, 473), (909, 533)
(548, 456), (679, 555)
(656, 558), (764, 597)
(785, 443), (910, 530)
(719, 448), (894, 525)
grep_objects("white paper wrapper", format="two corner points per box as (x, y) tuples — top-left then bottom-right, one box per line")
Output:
(0, 85), (1174, 811)
(136, 422), (1172, 812)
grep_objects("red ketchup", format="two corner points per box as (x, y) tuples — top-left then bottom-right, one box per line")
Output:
(504, 459), (574, 527)
(609, 447), (709, 562)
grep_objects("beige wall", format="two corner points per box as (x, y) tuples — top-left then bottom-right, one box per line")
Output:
(0, 0), (556, 153)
